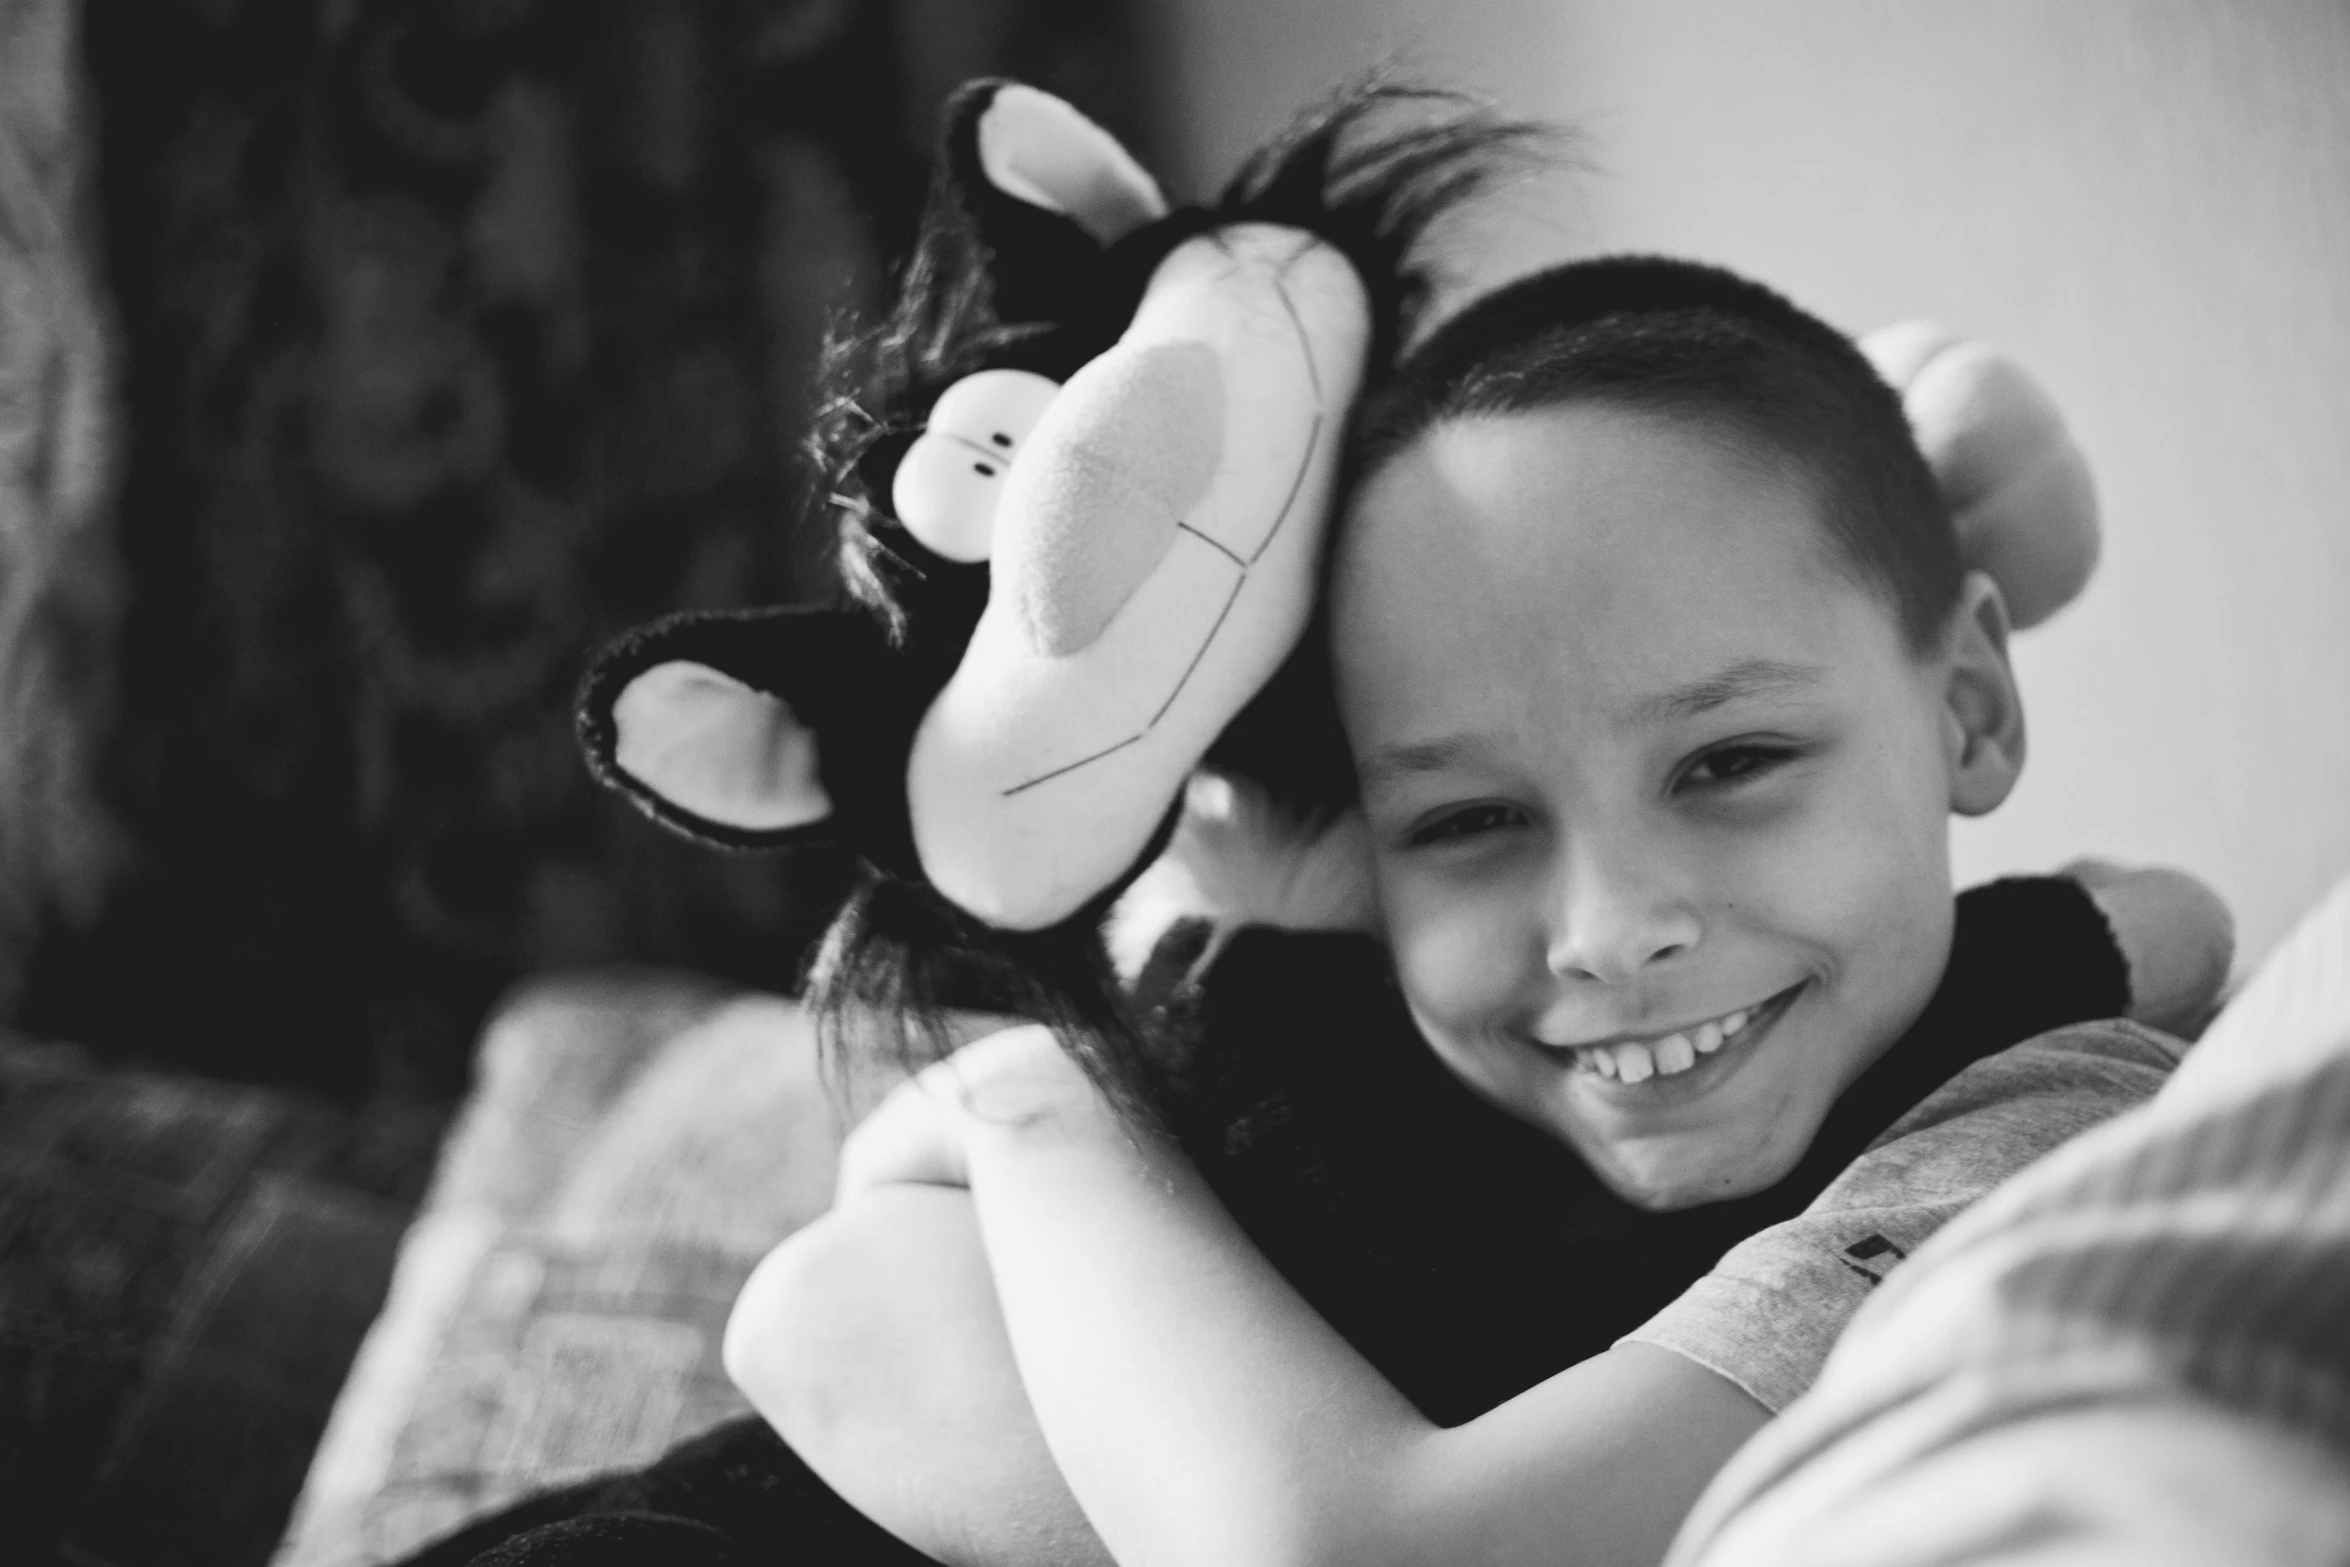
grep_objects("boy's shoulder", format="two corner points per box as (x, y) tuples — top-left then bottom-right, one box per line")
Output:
(1850, 1018), (2187, 1200)
(1624, 1019), (2184, 1414)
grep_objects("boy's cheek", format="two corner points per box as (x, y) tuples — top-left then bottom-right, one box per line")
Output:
(1732, 773), (1949, 939)
(1384, 878), (1529, 1037)
(1751, 790), (1956, 1055)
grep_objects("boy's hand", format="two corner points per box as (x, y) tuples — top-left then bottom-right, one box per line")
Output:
(836, 1070), (976, 1196)
(835, 1026), (1105, 1199)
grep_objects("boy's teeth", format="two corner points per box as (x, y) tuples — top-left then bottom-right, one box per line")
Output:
(1652, 1033), (1696, 1074)
(1570, 995), (1788, 1083)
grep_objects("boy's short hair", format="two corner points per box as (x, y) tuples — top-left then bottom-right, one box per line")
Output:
(1350, 256), (1963, 651)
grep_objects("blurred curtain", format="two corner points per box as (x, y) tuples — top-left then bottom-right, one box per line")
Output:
(16, 0), (1146, 1096)
(0, 0), (123, 1034)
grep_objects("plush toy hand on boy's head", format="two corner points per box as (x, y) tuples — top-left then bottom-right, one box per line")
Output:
(1861, 321), (2100, 630)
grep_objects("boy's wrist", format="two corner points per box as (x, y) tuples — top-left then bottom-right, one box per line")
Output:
(834, 1027), (1111, 1197)
(949, 1026), (1127, 1152)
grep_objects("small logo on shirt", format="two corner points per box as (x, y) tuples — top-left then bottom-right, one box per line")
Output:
(1839, 1233), (1908, 1286)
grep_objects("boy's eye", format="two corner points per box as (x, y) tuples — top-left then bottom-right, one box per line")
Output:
(1407, 802), (1524, 846)
(1679, 742), (1800, 791)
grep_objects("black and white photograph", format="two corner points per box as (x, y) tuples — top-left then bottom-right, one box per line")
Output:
(3, 3), (2347, 1565)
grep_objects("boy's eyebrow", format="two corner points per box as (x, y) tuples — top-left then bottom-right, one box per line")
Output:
(1635, 658), (1829, 724)
(1358, 662), (1828, 788)
(1357, 734), (1480, 790)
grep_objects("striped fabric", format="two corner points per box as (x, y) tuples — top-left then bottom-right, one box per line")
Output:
(1670, 873), (2350, 1567)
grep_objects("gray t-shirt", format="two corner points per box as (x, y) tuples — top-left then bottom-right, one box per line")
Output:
(1622, 1020), (2186, 1412)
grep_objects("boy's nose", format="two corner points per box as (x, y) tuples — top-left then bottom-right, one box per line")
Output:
(1543, 852), (1703, 985)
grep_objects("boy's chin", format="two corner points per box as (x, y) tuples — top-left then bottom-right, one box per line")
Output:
(1579, 1127), (1810, 1213)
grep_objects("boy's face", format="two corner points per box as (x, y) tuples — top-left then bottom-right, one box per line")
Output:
(1332, 403), (2017, 1211)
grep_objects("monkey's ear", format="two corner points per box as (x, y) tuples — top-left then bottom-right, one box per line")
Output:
(601, 659), (829, 838)
(576, 607), (924, 870)
(938, 78), (1168, 326)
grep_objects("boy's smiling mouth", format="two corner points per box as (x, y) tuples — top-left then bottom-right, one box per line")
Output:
(1535, 982), (1809, 1086)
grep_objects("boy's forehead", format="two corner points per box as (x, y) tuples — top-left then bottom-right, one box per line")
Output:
(1330, 406), (1901, 727)
(1343, 406), (1816, 573)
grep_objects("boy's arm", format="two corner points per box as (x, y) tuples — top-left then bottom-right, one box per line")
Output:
(735, 977), (2177, 1567)
(726, 867), (2210, 1567)
(946, 1026), (1770, 1567)
(737, 1027), (1772, 1567)
(725, 1185), (1113, 1567)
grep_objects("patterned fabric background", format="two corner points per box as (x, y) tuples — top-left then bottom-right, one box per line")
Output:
(0, 0), (124, 1029)
(14, 0), (1147, 1097)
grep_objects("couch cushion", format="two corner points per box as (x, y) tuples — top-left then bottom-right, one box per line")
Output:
(0, 1033), (446, 1567)
(274, 974), (858, 1567)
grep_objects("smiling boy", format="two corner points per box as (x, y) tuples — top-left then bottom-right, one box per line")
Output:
(1342, 399), (2007, 1213)
(689, 258), (2192, 1567)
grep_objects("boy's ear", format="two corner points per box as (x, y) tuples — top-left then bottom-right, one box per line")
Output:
(1943, 569), (2027, 817)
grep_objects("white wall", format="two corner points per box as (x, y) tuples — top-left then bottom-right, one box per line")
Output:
(1144, 0), (2350, 969)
